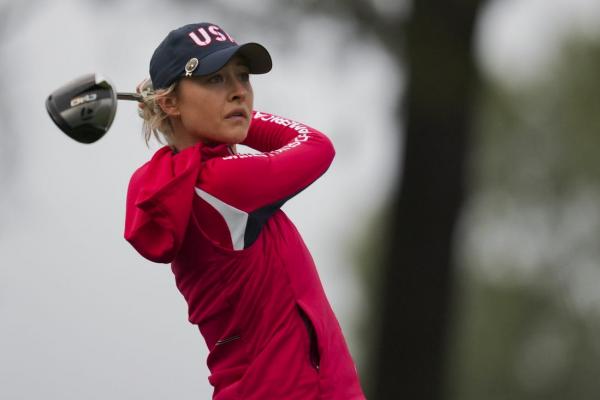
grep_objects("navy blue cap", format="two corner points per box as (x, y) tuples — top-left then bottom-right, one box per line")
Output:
(150, 22), (272, 90)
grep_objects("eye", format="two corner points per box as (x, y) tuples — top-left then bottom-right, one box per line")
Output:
(207, 74), (223, 84)
(239, 72), (250, 82)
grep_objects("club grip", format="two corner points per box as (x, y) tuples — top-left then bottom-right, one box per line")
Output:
(117, 92), (143, 102)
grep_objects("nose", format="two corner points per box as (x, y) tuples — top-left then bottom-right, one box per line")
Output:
(228, 75), (248, 102)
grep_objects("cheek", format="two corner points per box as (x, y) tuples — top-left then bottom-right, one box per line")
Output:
(247, 87), (254, 107)
(179, 98), (212, 132)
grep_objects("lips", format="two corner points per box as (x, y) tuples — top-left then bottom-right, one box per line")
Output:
(225, 108), (248, 120)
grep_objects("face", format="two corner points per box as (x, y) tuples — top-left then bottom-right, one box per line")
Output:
(162, 56), (254, 147)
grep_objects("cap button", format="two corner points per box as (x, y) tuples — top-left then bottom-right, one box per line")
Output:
(185, 58), (199, 76)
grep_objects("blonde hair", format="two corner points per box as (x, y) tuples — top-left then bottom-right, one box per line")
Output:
(137, 79), (178, 146)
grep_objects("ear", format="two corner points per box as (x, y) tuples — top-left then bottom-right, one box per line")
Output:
(157, 94), (180, 117)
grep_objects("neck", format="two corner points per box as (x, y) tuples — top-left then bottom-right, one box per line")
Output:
(167, 117), (203, 152)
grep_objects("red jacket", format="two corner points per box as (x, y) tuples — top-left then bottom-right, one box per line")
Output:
(125, 111), (365, 399)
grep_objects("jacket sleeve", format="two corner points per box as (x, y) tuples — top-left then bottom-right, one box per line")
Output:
(197, 110), (335, 213)
(124, 145), (202, 263)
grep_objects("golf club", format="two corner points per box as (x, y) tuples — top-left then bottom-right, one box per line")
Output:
(45, 73), (141, 144)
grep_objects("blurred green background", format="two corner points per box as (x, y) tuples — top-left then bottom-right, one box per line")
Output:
(447, 30), (600, 400)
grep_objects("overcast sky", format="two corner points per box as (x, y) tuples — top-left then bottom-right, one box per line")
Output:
(1, 0), (599, 399)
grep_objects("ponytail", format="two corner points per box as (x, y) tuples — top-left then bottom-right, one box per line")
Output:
(136, 78), (178, 146)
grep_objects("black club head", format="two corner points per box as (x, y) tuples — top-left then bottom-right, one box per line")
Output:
(45, 73), (118, 144)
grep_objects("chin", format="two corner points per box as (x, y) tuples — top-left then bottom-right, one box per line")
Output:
(224, 128), (249, 144)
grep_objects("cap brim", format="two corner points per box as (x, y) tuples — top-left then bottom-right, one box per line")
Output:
(194, 42), (272, 76)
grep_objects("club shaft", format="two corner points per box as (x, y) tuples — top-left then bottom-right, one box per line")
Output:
(117, 92), (143, 101)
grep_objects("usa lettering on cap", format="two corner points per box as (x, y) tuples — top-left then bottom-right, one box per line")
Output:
(188, 25), (236, 47)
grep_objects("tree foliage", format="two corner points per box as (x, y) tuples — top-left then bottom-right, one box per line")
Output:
(447, 33), (600, 400)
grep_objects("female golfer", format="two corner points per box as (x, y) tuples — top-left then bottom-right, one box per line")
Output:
(124, 22), (365, 399)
